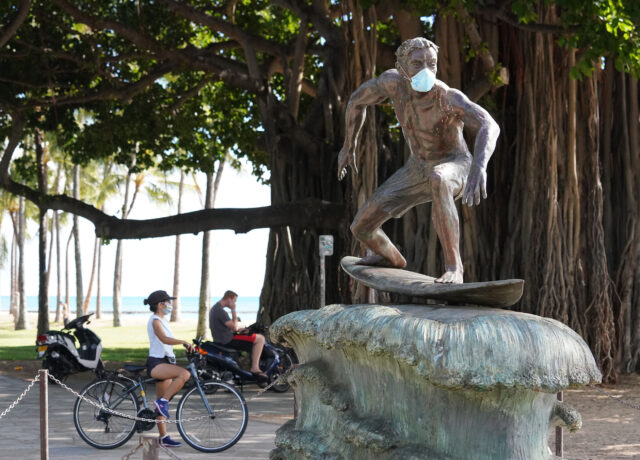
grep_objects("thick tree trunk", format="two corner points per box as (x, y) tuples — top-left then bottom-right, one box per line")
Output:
(608, 72), (640, 373)
(258, 4), (354, 325)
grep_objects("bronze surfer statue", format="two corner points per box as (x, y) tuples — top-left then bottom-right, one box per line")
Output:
(338, 37), (500, 284)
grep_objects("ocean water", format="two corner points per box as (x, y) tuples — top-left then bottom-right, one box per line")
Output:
(0, 295), (260, 322)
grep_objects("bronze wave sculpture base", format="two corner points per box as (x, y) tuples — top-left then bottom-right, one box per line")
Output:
(270, 304), (601, 460)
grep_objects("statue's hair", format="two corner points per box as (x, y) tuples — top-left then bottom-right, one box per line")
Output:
(395, 37), (439, 64)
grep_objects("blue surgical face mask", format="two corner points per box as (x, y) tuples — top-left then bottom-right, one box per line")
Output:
(163, 306), (173, 315)
(410, 67), (436, 92)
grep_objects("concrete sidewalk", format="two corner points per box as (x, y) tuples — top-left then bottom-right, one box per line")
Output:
(0, 371), (293, 459)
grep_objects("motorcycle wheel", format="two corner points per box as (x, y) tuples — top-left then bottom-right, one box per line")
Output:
(42, 355), (69, 383)
(268, 352), (294, 393)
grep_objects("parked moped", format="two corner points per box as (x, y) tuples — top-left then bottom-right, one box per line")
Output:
(36, 313), (104, 381)
(193, 324), (297, 392)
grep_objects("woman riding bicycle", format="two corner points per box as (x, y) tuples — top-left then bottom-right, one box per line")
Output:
(144, 290), (195, 448)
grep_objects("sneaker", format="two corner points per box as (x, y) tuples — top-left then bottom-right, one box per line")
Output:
(154, 398), (170, 418)
(159, 435), (182, 447)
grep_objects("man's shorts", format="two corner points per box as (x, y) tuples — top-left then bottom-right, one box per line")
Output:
(226, 333), (258, 353)
(372, 152), (472, 218)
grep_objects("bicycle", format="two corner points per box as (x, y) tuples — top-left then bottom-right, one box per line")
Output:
(72, 353), (248, 452)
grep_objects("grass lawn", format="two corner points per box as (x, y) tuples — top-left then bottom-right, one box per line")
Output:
(0, 313), (203, 363)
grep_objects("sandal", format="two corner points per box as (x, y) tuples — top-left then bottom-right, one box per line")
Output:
(251, 371), (268, 382)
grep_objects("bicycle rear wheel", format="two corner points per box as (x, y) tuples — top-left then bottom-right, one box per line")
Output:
(73, 378), (139, 449)
(176, 380), (248, 452)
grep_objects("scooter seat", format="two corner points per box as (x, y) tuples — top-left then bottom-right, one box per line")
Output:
(123, 364), (147, 374)
(201, 341), (240, 356)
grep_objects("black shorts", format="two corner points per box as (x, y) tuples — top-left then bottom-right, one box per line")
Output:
(146, 356), (175, 374)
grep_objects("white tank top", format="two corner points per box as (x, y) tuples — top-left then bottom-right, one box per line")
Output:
(147, 314), (176, 358)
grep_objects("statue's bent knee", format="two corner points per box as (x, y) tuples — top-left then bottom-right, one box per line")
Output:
(429, 171), (455, 196)
(350, 221), (371, 240)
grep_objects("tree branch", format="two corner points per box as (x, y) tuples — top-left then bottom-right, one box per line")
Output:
(273, 0), (343, 49)
(96, 199), (348, 239)
(484, 7), (578, 34)
(162, 0), (292, 58)
(1, 174), (348, 238)
(0, 0), (32, 48)
(0, 111), (25, 180)
(51, 0), (164, 54)
(50, 0), (261, 93)
(168, 77), (214, 115)
(31, 62), (178, 107)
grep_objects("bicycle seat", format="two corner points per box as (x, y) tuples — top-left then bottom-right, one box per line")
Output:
(123, 364), (147, 374)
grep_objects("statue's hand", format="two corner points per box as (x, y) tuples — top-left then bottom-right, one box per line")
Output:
(337, 146), (358, 180)
(462, 165), (487, 206)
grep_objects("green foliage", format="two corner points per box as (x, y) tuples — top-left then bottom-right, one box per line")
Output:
(0, 0), (269, 184)
(510, 0), (640, 78)
(1, 0), (639, 194)
(488, 63), (507, 86)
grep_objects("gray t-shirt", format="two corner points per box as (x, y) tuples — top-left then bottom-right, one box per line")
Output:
(209, 302), (234, 344)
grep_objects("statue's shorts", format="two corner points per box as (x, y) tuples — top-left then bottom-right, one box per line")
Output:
(371, 152), (472, 218)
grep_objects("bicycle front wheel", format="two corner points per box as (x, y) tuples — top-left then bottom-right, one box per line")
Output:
(73, 378), (139, 449)
(176, 380), (248, 452)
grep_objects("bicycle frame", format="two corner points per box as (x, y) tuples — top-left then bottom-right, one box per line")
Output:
(105, 361), (214, 417)
(186, 362), (214, 415)
(99, 374), (148, 413)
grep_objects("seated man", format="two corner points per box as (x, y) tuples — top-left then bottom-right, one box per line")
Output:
(209, 290), (267, 379)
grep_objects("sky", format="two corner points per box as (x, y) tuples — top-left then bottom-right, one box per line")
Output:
(0, 158), (271, 299)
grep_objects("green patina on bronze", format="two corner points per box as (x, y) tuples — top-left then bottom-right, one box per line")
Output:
(269, 304), (601, 460)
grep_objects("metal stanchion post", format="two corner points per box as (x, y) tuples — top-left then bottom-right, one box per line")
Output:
(39, 369), (49, 460)
(320, 255), (326, 308)
(555, 391), (563, 458)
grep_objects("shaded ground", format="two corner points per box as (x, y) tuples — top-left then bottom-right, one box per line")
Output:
(0, 362), (638, 459)
(554, 373), (640, 459)
(0, 364), (294, 459)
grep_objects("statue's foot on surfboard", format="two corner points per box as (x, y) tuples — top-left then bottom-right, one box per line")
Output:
(355, 254), (404, 268)
(341, 256), (524, 308)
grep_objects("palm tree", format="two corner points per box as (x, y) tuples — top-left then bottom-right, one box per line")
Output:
(0, 189), (13, 315)
(72, 164), (83, 317)
(170, 170), (200, 322)
(15, 196), (28, 330)
(196, 155), (226, 339)
(113, 156), (173, 326)
(35, 129), (50, 336)
(171, 171), (185, 322)
(82, 161), (118, 315)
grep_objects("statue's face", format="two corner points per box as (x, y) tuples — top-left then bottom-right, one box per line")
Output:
(400, 47), (438, 79)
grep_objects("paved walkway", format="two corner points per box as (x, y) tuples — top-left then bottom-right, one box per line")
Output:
(0, 372), (294, 459)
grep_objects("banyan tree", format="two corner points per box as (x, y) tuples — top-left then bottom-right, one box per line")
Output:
(0, 0), (638, 380)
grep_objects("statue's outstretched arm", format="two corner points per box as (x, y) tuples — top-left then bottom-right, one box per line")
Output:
(338, 77), (391, 180)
